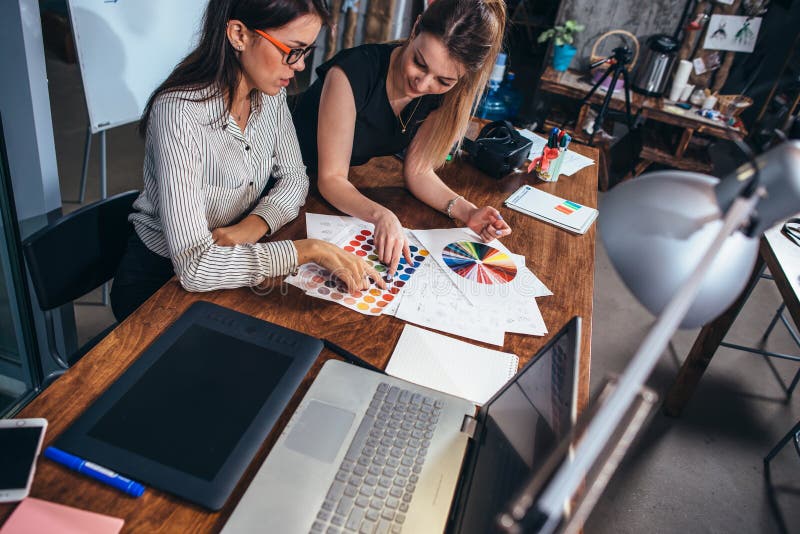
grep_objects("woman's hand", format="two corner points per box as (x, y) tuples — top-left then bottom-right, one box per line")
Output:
(373, 211), (414, 278)
(211, 215), (269, 246)
(295, 239), (386, 293)
(466, 206), (512, 242)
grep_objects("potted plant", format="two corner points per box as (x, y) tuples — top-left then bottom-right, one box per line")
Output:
(538, 20), (585, 72)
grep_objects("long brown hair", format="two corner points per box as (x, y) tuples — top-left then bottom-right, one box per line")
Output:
(138, 0), (331, 137)
(406, 0), (506, 169)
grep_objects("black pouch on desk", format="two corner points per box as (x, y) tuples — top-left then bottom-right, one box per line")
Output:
(462, 120), (533, 178)
(55, 301), (323, 511)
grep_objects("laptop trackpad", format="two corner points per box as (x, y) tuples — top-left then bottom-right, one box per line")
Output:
(284, 400), (356, 463)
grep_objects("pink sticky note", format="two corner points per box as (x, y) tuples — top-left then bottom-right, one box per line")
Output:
(0, 498), (124, 534)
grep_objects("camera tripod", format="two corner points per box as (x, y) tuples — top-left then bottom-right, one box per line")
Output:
(578, 46), (638, 177)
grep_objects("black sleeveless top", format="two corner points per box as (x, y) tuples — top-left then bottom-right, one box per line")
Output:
(292, 43), (442, 171)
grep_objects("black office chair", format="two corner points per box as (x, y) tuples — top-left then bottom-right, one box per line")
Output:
(22, 190), (139, 369)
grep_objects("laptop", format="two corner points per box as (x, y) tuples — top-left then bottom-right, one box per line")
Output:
(223, 317), (581, 534)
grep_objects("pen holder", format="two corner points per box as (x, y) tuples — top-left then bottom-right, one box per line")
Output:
(534, 147), (567, 182)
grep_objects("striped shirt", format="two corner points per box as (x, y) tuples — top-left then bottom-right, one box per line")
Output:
(130, 86), (307, 292)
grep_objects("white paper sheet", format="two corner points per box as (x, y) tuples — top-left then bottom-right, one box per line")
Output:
(393, 259), (507, 345)
(519, 128), (549, 161)
(512, 254), (553, 298)
(558, 150), (595, 176)
(393, 253), (548, 344)
(412, 228), (536, 308)
(305, 213), (355, 242)
(386, 324), (519, 405)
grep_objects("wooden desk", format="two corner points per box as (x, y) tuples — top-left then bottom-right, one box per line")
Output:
(664, 220), (800, 416)
(539, 67), (747, 187)
(0, 149), (598, 532)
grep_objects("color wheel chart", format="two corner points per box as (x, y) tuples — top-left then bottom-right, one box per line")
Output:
(299, 228), (430, 315)
(442, 241), (517, 284)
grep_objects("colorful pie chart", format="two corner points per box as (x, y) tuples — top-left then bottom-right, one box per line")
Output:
(442, 241), (517, 284)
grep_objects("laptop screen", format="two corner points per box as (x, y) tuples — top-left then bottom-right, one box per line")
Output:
(451, 318), (580, 534)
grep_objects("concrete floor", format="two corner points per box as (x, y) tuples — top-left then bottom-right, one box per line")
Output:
(44, 51), (800, 533)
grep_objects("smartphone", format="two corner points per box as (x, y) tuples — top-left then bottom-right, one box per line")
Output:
(0, 418), (48, 502)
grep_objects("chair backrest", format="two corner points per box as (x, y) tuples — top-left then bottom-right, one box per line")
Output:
(22, 190), (139, 311)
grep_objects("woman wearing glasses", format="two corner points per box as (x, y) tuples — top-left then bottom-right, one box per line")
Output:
(111, 0), (383, 322)
(292, 0), (512, 277)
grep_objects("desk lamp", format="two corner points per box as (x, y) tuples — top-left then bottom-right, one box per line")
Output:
(498, 140), (800, 534)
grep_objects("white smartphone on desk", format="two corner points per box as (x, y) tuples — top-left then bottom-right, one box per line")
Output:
(0, 418), (47, 502)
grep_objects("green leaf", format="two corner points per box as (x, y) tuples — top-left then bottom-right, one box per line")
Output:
(541, 19), (584, 45)
(537, 29), (554, 43)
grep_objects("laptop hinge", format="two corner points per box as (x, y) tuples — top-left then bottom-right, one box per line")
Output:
(460, 414), (478, 438)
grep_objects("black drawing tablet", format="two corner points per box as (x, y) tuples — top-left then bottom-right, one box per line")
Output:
(56, 301), (323, 510)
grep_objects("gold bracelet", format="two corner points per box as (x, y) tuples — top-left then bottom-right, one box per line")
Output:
(445, 195), (463, 219)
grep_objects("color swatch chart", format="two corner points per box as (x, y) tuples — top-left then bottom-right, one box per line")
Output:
(442, 241), (517, 284)
(287, 225), (430, 316)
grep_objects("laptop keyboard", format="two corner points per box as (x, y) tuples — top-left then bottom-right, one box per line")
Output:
(310, 382), (443, 534)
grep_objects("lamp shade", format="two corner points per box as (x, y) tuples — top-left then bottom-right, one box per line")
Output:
(600, 171), (759, 328)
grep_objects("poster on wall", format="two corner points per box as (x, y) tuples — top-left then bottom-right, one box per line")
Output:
(703, 15), (762, 53)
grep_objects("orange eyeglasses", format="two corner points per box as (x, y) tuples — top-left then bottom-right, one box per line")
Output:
(253, 29), (316, 65)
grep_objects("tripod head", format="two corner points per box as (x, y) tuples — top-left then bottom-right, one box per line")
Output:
(590, 46), (634, 70)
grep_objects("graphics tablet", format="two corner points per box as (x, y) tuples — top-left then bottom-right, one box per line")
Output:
(56, 301), (323, 510)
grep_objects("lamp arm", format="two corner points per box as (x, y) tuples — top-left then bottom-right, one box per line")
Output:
(716, 141), (800, 235)
(533, 191), (763, 532)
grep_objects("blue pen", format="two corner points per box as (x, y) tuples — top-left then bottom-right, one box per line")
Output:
(44, 447), (145, 497)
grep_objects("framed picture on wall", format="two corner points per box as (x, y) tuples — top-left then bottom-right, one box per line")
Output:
(703, 14), (762, 53)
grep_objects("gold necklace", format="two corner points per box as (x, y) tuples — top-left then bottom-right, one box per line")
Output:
(397, 98), (422, 134)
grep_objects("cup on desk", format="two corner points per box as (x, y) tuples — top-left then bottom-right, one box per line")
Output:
(534, 148), (567, 183)
(547, 149), (568, 182)
(679, 83), (695, 102)
(689, 89), (706, 107)
(668, 82), (685, 102)
(702, 94), (718, 110)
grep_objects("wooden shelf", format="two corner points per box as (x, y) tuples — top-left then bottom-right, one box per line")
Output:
(639, 145), (712, 173)
(537, 66), (745, 189)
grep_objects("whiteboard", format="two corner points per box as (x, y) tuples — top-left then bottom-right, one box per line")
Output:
(68, 0), (205, 133)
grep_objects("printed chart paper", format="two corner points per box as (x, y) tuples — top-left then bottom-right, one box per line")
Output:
(290, 216), (549, 340)
(287, 219), (430, 315)
(394, 240), (549, 345)
(504, 185), (598, 234)
(413, 228), (533, 308)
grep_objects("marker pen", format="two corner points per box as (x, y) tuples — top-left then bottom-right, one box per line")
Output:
(44, 446), (145, 497)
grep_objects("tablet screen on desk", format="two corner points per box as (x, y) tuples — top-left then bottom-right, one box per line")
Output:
(56, 301), (323, 510)
(87, 324), (292, 481)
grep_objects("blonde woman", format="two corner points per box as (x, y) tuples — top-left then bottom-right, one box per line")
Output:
(292, 0), (511, 277)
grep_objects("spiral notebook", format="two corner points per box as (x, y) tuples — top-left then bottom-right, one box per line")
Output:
(386, 325), (519, 405)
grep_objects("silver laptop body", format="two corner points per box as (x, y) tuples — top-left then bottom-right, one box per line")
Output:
(223, 360), (475, 533)
(224, 317), (581, 534)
